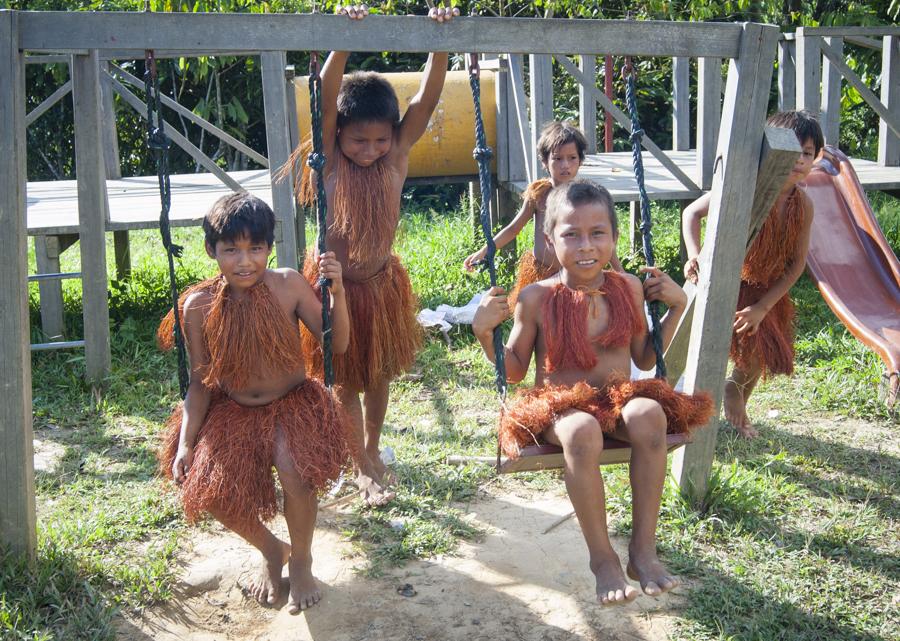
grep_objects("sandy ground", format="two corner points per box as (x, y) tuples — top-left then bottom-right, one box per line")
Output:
(116, 490), (683, 641)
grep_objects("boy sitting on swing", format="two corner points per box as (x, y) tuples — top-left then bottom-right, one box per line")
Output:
(682, 110), (822, 437)
(295, 4), (458, 503)
(464, 120), (622, 307)
(473, 180), (713, 605)
(158, 193), (354, 613)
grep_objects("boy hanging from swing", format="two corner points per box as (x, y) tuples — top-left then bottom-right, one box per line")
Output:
(682, 110), (822, 437)
(294, 4), (458, 503)
(473, 180), (713, 605)
(157, 192), (355, 613)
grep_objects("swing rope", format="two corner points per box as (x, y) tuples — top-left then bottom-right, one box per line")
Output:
(622, 57), (667, 380)
(306, 52), (335, 388)
(468, 54), (508, 401)
(144, 48), (190, 399)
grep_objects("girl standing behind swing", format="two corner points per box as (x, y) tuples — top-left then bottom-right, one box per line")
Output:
(464, 121), (622, 307)
(473, 181), (713, 605)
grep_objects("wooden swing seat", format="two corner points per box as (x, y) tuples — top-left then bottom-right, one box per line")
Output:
(498, 432), (691, 474)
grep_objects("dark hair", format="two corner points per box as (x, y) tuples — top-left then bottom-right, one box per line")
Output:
(203, 192), (275, 249)
(337, 71), (401, 129)
(537, 121), (588, 165)
(767, 110), (824, 155)
(544, 180), (617, 237)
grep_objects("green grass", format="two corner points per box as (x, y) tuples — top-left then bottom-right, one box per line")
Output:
(6, 196), (899, 640)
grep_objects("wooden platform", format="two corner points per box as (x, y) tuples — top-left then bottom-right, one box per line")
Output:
(510, 150), (900, 202)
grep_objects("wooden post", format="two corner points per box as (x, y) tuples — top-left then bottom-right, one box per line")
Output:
(820, 37), (843, 145)
(696, 57), (721, 190)
(672, 22), (780, 502)
(795, 28), (821, 116)
(72, 49), (111, 382)
(578, 54), (597, 154)
(878, 35), (899, 167)
(672, 56), (690, 151)
(778, 38), (796, 112)
(506, 54), (531, 184)
(0, 9), (37, 559)
(529, 54), (553, 179)
(34, 235), (65, 339)
(261, 51), (300, 270)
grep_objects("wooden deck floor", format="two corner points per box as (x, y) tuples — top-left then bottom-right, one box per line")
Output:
(25, 151), (900, 236)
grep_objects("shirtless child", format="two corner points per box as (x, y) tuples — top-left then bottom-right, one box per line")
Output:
(682, 110), (822, 437)
(296, 5), (458, 501)
(473, 180), (713, 605)
(158, 193), (353, 613)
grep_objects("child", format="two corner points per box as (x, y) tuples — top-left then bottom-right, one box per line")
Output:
(294, 5), (458, 501)
(464, 121), (589, 307)
(682, 110), (822, 438)
(157, 193), (354, 613)
(473, 180), (713, 605)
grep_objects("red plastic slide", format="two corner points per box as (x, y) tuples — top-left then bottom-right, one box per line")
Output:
(804, 146), (900, 401)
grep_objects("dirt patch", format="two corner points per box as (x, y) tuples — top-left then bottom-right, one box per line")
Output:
(117, 490), (683, 641)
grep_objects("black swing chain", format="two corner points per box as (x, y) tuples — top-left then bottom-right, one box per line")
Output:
(468, 54), (508, 401)
(144, 49), (190, 399)
(307, 52), (335, 388)
(623, 58), (667, 380)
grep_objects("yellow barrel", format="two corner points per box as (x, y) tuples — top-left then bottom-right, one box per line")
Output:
(294, 70), (496, 178)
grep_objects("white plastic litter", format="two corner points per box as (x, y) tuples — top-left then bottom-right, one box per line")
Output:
(380, 445), (396, 466)
(417, 292), (484, 333)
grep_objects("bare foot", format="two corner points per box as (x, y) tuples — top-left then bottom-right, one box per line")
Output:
(367, 450), (397, 486)
(626, 550), (681, 597)
(247, 540), (290, 605)
(355, 469), (395, 507)
(723, 379), (758, 438)
(591, 557), (640, 606)
(287, 557), (321, 614)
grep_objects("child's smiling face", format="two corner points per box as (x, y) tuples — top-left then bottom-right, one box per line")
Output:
(206, 234), (271, 291)
(337, 120), (394, 167)
(546, 200), (617, 283)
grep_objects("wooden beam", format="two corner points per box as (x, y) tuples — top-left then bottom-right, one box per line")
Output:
(108, 63), (269, 168)
(34, 235), (65, 339)
(663, 283), (695, 387)
(696, 57), (722, 190)
(261, 51), (300, 270)
(746, 126), (802, 244)
(99, 61), (121, 180)
(798, 26), (900, 37)
(106, 74), (245, 192)
(555, 54), (700, 192)
(0, 9), (36, 560)
(795, 28), (821, 116)
(529, 54), (553, 180)
(578, 54), (598, 155)
(878, 36), (899, 167)
(672, 22), (780, 503)
(16, 13), (744, 58)
(25, 78), (71, 127)
(113, 230), (131, 280)
(844, 35), (883, 50)
(73, 50), (112, 382)
(507, 54), (533, 184)
(820, 37), (843, 145)
(672, 56), (690, 151)
(778, 39), (795, 112)
(820, 39), (900, 139)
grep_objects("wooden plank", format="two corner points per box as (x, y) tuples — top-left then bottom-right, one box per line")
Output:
(663, 283), (695, 387)
(17, 13), (744, 58)
(800, 26), (900, 37)
(578, 54), (597, 155)
(72, 50), (112, 382)
(507, 53), (533, 184)
(746, 126), (802, 244)
(34, 235), (65, 339)
(820, 39), (900, 139)
(99, 61), (121, 181)
(555, 54), (700, 192)
(672, 22), (780, 502)
(778, 39), (795, 111)
(795, 29), (821, 116)
(844, 35), (883, 50)
(696, 57), (721, 190)
(878, 36), (899, 167)
(0, 9), (36, 560)
(24, 78), (71, 127)
(529, 54), (553, 180)
(261, 51), (299, 270)
(106, 74), (246, 192)
(113, 230), (131, 280)
(108, 63), (269, 168)
(672, 56), (690, 151)
(820, 37), (843, 145)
